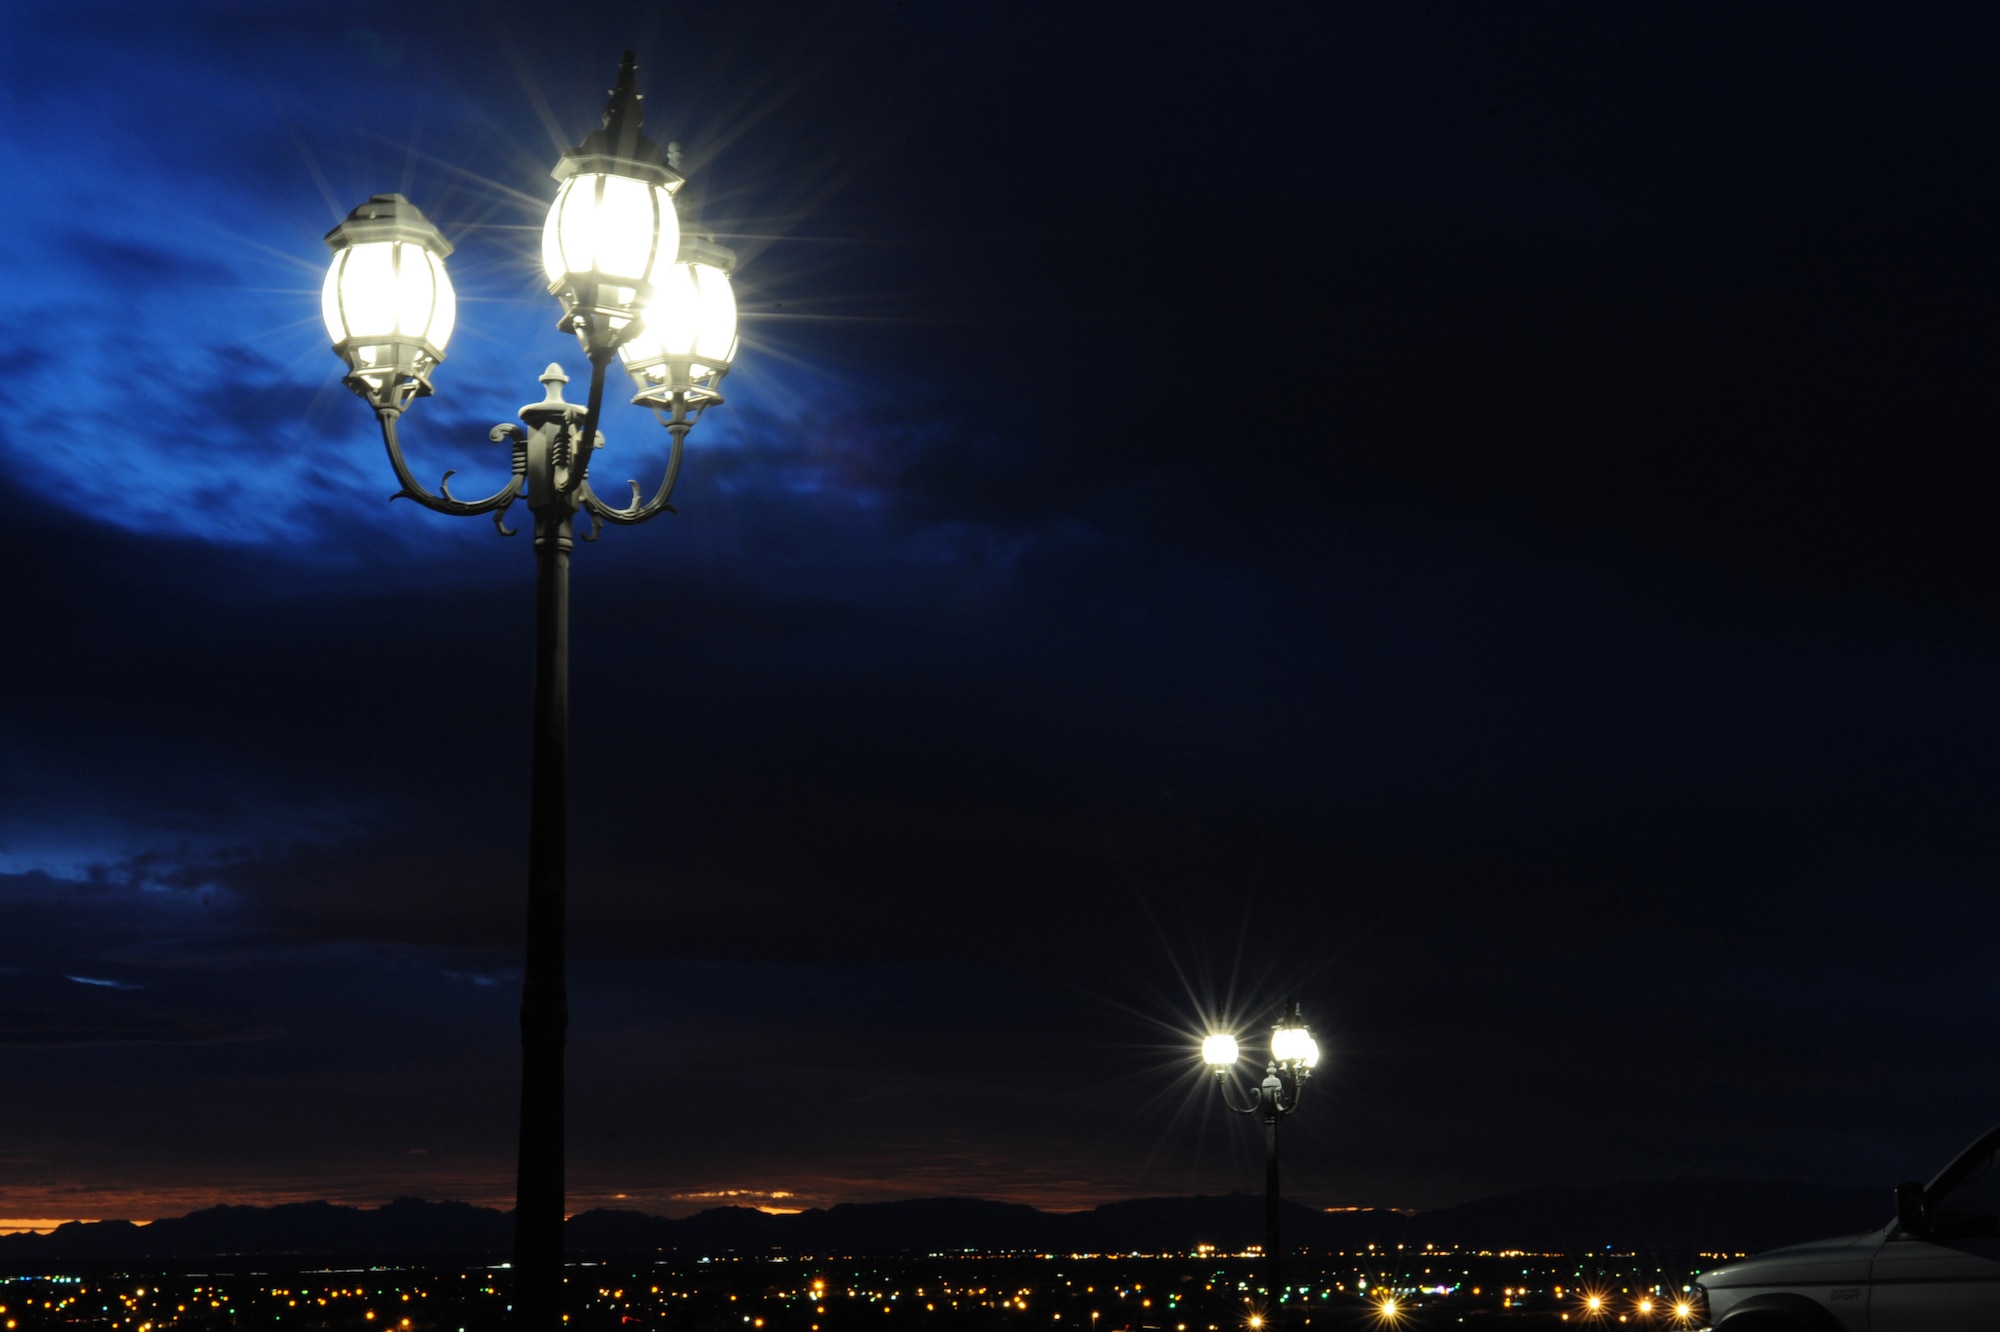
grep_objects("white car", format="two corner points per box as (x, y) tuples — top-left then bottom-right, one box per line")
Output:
(1697, 1124), (2000, 1329)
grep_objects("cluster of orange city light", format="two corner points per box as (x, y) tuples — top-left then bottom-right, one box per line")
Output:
(1, 1250), (1713, 1332)
(1552, 1286), (1700, 1324)
(0, 1274), (466, 1330)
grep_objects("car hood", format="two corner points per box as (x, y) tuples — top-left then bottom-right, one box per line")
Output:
(1702, 1229), (1885, 1288)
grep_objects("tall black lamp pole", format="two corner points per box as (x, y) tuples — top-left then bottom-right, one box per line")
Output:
(1205, 999), (1321, 1321)
(318, 53), (742, 1332)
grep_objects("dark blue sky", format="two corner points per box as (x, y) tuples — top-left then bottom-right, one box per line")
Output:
(5, 1), (2000, 1229)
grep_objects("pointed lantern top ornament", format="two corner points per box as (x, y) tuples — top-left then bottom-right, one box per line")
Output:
(551, 51), (681, 189)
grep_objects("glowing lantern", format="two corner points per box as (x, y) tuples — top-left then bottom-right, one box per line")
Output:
(1203, 1033), (1240, 1067)
(619, 232), (739, 417)
(543, 51), (683, 356)
(1270, 1002), (1320, 1072)
(322, 193), (456, 411)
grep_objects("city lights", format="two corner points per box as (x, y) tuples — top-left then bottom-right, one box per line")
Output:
(0, 1249), (1716, 1332)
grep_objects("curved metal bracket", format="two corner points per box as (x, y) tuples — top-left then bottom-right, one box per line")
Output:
(489, 424), (528, 535)
(555, 351), (619, 498)
(576, 421), (685, 529)
(378, 409), (525, 530)
(1215, 1073), (1261, 1116)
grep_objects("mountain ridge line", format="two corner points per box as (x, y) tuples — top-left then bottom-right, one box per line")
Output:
(0, 1178), (1893, 1260)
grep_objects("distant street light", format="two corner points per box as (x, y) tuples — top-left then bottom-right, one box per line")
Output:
(320, 52), (739, 1332)
(1204, 999), (1320, 1319)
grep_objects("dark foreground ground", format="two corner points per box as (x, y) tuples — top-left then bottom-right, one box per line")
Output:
(0, 1251), (1716, 1332)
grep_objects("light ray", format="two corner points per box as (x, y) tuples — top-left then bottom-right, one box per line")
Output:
(498, 30), (576, 161)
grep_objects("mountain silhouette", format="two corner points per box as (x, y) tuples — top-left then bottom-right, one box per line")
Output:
(0, 1180), (1891, 1263)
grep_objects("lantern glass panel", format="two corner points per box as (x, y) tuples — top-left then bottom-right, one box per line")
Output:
(320, 257), (345, 345)
(652, 263), (698, 353)
(424, 250), (457, 347)
(539, 187), (567, 284)
(1271, 1024), (1312, 1065)
(691, 262), (739, 363)
(543, 174), (678, 287)
(321, 241), (454, 350)
(392, 243), (436, 339)
(620, 262), (738, 374)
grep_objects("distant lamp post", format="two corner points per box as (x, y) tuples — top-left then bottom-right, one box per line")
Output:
(320, 51), (739, 1332)
(1205, 999), (1321, 1317)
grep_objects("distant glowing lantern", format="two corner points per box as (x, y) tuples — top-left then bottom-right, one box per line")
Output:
(1270, 1003), (1319, 1072)
(322, 193), (456, 411)
(543, 52), (683, 356)
(1203, 1033), (1240, 1067)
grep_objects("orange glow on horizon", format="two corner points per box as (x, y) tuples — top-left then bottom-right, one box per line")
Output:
(0, 1179), (519, 1225)
(19, 1170), (1235, 1227)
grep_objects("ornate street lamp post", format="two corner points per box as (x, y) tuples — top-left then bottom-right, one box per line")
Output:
(319, 53), (739, 1332)
(1204, 1000), (1321, 1322)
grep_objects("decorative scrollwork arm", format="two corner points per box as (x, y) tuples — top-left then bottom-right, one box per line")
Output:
(377, 409), (525, 523)
(1215, 1073), (1261, 1116)
(576, 424), (686, 530)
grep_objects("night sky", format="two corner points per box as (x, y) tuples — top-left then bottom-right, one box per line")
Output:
(6, 1), (2000, 1233)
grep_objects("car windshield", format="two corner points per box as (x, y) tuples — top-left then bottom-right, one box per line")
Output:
(1934, 1149), (2000, 1240)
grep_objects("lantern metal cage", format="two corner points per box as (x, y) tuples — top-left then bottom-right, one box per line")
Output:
(617, 231), (740, 423)
(542, 53), (684, 359)
(321, 193), (457, 413)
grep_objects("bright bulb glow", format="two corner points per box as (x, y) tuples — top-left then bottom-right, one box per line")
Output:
(1271, 1024), (1317, 1067)
(542, 173), (678, 287)
(620, 262), (739, 375)
(1202, 1034), (1239, 1066)
(321, 242), (455, 353)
